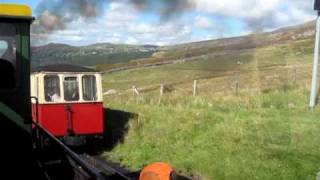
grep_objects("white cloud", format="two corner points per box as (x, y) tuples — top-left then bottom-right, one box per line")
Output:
(194, 15), (212, 29)
(33, 0), (316, 46)
(128, 23), (157, 34)
(193, 0), (281, 18)
(192, 0), (315, 29)
(126, 36), (138, 44)
(106, 2), (137, 22)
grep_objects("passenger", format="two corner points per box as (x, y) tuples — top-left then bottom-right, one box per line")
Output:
(50, 92), (61, 102)
(2, 41), (16, 66)
(71, 91), (79, 100)
(51, 92), (61, 102)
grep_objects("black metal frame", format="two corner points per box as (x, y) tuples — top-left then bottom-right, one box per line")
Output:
(315, 0), (320, 11)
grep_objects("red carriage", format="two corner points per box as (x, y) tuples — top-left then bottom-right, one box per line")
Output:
(31, 64), (104, 145)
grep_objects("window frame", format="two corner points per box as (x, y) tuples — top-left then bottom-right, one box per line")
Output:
(0, 22), (18, 93)
(63, 76), (80, 102)
(44, 75), (61, 103)
(82, 75), (97, 101)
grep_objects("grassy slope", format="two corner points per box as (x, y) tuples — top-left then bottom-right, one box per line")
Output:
(101, 26), (320, 179)
(97, 21), (314, 72)
(104, 88), (320, 180)
(102, 38), (314, 92)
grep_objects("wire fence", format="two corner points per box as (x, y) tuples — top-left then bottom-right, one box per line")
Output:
(103, 64), (314, 98)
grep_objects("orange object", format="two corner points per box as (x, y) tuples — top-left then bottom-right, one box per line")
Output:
(139, 162), (174, 180)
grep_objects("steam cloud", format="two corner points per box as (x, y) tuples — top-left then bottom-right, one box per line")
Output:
(31, 0), (106, 45)
(34, 0), (194, 33)
(123, 0), (194, 20)
(31, 0), (307, 45)
(35, 0), (105, 32)
(31, 0), (194, 45)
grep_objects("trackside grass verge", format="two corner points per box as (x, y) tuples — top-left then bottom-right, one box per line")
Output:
(103, 86), (320, 180)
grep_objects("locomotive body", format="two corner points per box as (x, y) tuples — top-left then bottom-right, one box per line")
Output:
(31, 64), (104, 145)
(0, 4), (39, 179)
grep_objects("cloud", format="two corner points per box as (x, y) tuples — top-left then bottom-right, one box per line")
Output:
(35, 0), (105, 32)
(32, 0), (316, 46)
(106, 2), (138, 22)
(113, 0), (195, 21)
(193, 0), (314, 30)
(194, 15), (212, 29)
(126, 36), (139, 44)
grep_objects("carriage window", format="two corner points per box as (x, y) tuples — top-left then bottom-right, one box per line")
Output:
(44, 75), (61, 102)
(82, 75), (97, 101)
(0, 23), (16, 67)
(0, 41), (8, 57)
(64, 77), (79, 101)
(0, 23), (16, 90)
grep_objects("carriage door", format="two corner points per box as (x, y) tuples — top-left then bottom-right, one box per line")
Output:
(63, 76), (79, 135)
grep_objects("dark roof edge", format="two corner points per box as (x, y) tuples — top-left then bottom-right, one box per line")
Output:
(31, 64), (99, 73)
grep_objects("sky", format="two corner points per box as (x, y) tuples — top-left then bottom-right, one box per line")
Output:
(2, 0), (317, 46)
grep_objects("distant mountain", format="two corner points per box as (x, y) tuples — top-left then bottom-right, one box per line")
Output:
(31, 43), (158, 67)
(162, 21), (315, 53)
(31, 20), (315, 69)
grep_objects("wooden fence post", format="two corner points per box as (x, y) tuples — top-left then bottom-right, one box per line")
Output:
(235, 81), (239, 96)
(294, 65), (297, 85)
(132, 86), (139, 96)
(160, 84), (164, 96)
(193, 80), (197, 96)
(233, 72), (240, 95)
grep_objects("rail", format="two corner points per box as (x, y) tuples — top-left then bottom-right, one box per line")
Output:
(33, 122), (141, 180)
(33, 122), (105, 180)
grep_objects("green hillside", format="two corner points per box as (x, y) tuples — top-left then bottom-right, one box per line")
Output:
(31, 43), (157, 67)
(100, 21), (320, 180)
(96, 21), (315, 72)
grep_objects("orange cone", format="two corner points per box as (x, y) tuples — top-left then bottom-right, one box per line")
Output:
(139, 162), (174, 180)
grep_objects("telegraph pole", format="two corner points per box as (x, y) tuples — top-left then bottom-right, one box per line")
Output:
(309, 0), (320, 110)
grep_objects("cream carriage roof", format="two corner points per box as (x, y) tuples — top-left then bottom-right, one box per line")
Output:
(31, 64), (98, 73)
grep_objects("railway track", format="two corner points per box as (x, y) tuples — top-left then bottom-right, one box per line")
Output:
(33, 122), (192, 180)
(80, 154), (139, 180)
(33, 122), (139, 180)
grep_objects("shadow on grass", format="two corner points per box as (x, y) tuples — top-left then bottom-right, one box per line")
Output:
(315, 88), (320, 105)
(84, 108), (138, 155)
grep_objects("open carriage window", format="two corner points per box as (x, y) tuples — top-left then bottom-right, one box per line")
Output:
(0, 23), (16, 90)
(0, 41), (8, 57)
(82, 75), (97, 101)
(64, 77), (79, 101)
(0, 23), (16, 66)
(44, 75), (61, 102)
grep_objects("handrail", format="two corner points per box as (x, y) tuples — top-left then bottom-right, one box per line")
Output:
(30, 96), (39, 123)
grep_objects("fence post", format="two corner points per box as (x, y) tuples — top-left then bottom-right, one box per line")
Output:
(158, 84), (164, 104)
(132, 86), (139, 96)
(234, 71), (240, 96)
(193, 80), (197, 96)
(235, 81), (239, 96)
(294, 65), (297, 85)
(160, 84), (164, 96)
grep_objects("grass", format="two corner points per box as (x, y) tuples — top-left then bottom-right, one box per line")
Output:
(103, 87), (320, 180)
(99, 35), (320, 179)
(102, 37), (314, 92)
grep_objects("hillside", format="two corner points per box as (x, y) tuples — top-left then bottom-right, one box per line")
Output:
(31, 21), (315, 70)
(101, 21), (316, 93)
(96, 21), (315, 72)
(99, 20), (320, 180)
(31, 43), (158, 67)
